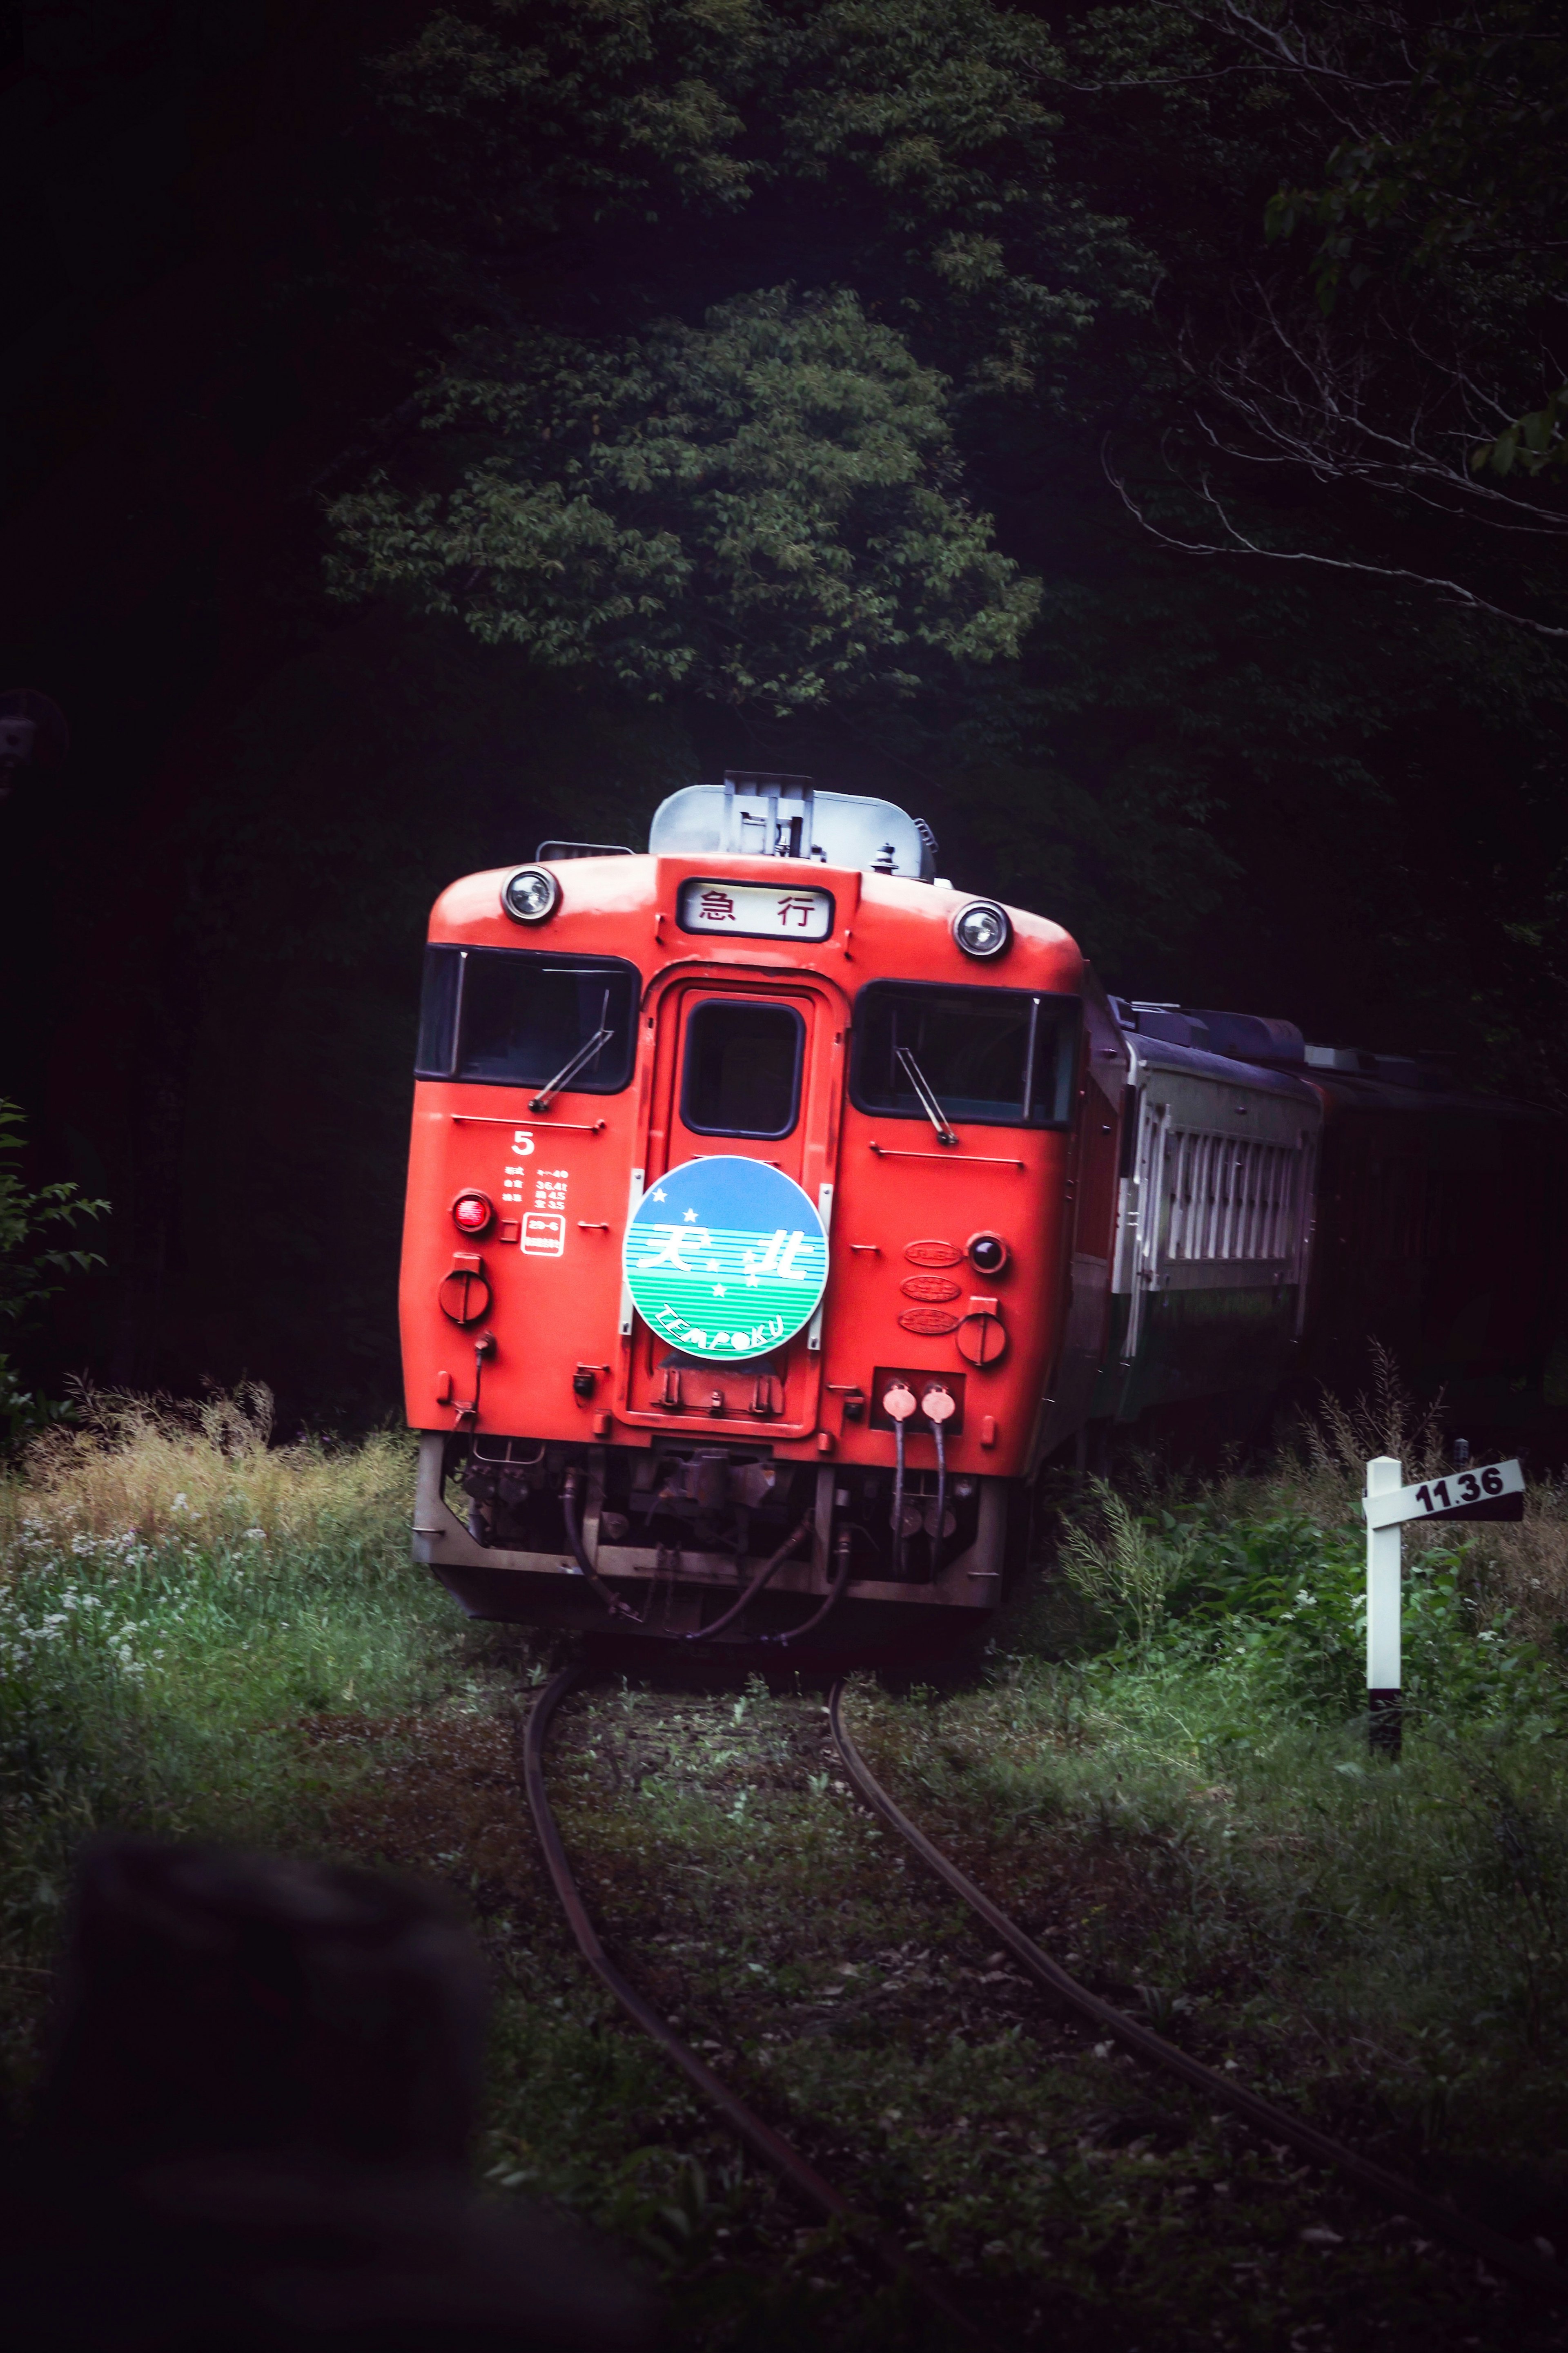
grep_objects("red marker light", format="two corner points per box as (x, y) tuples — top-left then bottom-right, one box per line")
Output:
(452, 1191), (493, 1236)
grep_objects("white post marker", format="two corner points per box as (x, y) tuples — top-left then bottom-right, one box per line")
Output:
(1361, 1450), (1526, 1756)
(1364, 1456), (1403, 1754)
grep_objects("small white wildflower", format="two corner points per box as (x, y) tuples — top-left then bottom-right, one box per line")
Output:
(171, 1494), (189, 1515)
(244, 1528), (267, 1542)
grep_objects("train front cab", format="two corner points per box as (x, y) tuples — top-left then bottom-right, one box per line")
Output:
(401, 781), (1114, 1655)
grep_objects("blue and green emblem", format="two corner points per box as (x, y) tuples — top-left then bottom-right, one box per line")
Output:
(624, 1157), (828, 1358)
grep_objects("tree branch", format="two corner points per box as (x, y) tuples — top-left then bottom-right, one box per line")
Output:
(1103, 441), (1568, 637)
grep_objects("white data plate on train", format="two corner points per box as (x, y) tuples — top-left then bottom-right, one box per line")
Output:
(1364, 1459), (1524, 1528)
(677, 879), (833, 939)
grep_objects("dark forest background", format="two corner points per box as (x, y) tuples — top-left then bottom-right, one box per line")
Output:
(2, 0), (1564, 1427)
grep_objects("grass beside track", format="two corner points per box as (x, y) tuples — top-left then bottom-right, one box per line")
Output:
(2, 1386), (1568, 2349)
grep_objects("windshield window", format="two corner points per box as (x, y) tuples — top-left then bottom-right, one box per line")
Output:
(851, 982), (1078, 1128)
(682, 999), (804, 1138)
(414, 946), (639, 1092)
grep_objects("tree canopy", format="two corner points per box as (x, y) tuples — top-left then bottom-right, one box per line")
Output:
(5, 0), (1568, 1413)
(328, 288), (1040, 709)
(319, 0), (1568, 1087)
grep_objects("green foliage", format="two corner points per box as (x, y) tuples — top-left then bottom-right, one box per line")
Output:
(1058, 1476), (1197, 1649)
(5, 1398), (1568, 2336)
(370, 0), (1139, 397)
(1260, 1), (1568, 316)
(0, 1102), (108, 1447)
(1054, 1485), (1568, 1746)
(0, 1410), (456, 2111)
(327, 288), (1039, 711)
(1473, 384), (1568, 479)
(330, 0), (1158, 714)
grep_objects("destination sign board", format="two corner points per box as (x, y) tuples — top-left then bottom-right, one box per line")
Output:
(677, 879), (833, 941)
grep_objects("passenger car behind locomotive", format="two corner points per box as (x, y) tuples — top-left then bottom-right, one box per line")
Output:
(401, 775), (1563, 1653)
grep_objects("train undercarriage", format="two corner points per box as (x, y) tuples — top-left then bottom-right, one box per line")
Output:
(413, 1431), (1018, 1654)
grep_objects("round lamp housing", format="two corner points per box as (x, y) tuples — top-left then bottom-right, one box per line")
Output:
(952, 899), (1011, 960)
(967, 1231), (1009, 1276)
(501, 865), (561, 924)
(452, 1191), (494, 1237)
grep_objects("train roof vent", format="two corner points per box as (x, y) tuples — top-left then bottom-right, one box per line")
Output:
(1127, 1003), (1210, 1049)
(1305, 1044), (1451, 1091)
(648, 775), (935, 879)
(1189, 1011), (1305, 1064)
(537, 839), (634, 859)
(1303, 1044), (1378, 1073)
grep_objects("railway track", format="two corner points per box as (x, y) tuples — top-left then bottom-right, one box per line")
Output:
(522, 1665), (1568, 2344)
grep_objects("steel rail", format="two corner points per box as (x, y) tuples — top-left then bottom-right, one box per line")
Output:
(521, 1666), (1001, 2349)
(827, 1679), (1568, 2304)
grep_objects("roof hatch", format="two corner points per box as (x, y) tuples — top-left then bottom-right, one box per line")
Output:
(648, 773), (936, 879)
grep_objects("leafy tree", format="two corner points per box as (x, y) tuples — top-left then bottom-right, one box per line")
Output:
(323, 0), (1152, 713)
(318, 0), (1568, 1100)
(0, 1102), (109, 1447)
(327, 287), (1039, 710)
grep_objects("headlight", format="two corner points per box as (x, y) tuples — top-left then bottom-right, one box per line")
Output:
(501, 865), (561, 923)
(952, 899), (1011, 959)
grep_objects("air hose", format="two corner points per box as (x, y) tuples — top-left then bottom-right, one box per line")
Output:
(882, 1379), (917, 1572)
(921, 1384), (955, 1575)
(677, 1513), (814, 1643)
(765, 1525), (854, 1648)
(561, 1468), (646, 1624)
(563, 1470), (814, 1644)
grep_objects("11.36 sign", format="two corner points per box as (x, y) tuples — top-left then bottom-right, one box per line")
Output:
(1363, 1457), (1526, 1530)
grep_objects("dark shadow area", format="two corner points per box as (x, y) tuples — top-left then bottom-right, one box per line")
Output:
(0, 1838), (650, 2349)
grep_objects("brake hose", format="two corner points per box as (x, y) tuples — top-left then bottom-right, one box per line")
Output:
(563, 1471), (814, 1643)
(765, 1525), (854, 1648)
(921, 1384), (955, 1575)
(677, 1513), (814, 1644)
(882, 1379), (917, 1572)
(561, 1468), (646, 1624)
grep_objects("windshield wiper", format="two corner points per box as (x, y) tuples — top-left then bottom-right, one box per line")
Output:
(895, 1046), (958, 1146)
(530, 993), (613, 1113)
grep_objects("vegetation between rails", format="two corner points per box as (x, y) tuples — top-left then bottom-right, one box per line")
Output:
(2, 1387), (1567, 2348)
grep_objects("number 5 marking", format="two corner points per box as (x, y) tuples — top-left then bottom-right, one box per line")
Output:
(512, 1130), (535, 1157)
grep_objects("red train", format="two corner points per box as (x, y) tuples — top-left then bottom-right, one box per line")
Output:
(400, 776), (1564, 1653)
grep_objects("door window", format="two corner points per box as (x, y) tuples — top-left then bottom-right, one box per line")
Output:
(681, 999), (804, 1138)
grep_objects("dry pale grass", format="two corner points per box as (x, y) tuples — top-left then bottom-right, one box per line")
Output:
(1467, 1481), (1568, 1651)
(0, 1384), (414, 1556)
(1282, 1340), (1452, 1520)
(1274, 1348), (1568, 1649)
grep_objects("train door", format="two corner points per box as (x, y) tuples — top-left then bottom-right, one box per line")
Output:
(621, 970), (846, 1432)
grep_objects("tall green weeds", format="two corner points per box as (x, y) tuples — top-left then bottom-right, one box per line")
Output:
(973, 1358), (1568, 2179)
(1051, 1352), (1568, 1745)
(0, 1386), (448, 2117)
